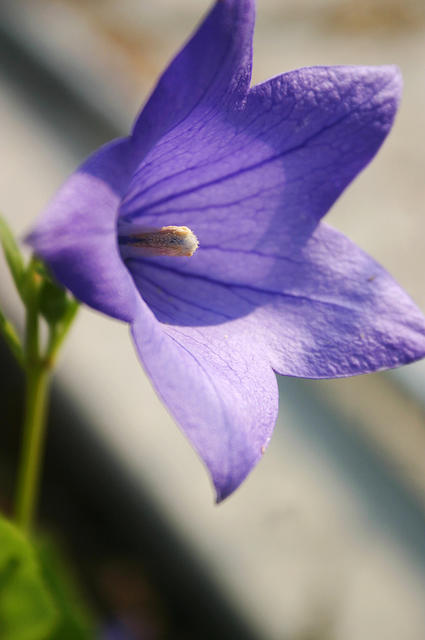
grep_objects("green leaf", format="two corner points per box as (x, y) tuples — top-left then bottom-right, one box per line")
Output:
(0, 516), (58, 640)
(0, 216), (26, 301)
(36, 538), (95, 640)
(39, 280), (69, 325)
(32, 260), (51, 281)
(0, 307), (24, 367)
(45, 298), (80, 367)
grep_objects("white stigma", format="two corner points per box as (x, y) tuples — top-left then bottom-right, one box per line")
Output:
(128, 226), (199, 257)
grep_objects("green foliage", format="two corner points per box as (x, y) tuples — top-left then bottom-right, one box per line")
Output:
(0, 516), (57, 640)
(39, 280), (69, 325)
(0, 216), (26, 302)
(0, 220), (89, 637)
(32, 259), (69, 325)
(0, 217), (79, 369)
(37, 538), (95, 640)
(0, 516), (96, 640)
(0, 307), (24, 366)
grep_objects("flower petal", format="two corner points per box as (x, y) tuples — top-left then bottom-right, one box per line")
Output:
(130, 308), (278, 502)
(244, 64), (402, 226)
(120, 65), (401, 283)
(129, 215), (425, 499)
(127, 220), (425, 379)
(258, 224), (425, 377)
(132, 0), (255, 148)
(27, 139), (140, 322)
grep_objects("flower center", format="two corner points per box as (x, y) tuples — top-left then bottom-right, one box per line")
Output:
(119, 225), (199, 257)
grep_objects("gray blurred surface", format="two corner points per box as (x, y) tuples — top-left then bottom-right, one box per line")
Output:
(1, 1), (425, 638)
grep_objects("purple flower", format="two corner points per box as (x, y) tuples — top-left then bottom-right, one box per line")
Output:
(28, 0), (425, 501)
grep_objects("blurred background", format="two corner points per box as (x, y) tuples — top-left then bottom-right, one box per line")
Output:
(1, 0), (425, 638)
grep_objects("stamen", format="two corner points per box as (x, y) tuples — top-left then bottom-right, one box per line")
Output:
(123, 226), (199, 257)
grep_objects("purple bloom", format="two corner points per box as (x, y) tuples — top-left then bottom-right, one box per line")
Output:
(29, 0), (425, 501)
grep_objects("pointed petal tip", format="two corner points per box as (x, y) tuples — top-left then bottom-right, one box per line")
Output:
(132, 0), (255, 144)
(213, 470), (252, 503)
(365, 63), (403, 113)
(384, 63), (402, 82)
(377, 63), (403, 97)
(214, 483), (234, 504)
(212, 450), (266, 504)
(209, 469), (240, 504)
(214, 476), (239, 503)
(335, 63), (403, 106)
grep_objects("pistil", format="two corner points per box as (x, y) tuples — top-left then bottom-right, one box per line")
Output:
(120, 226), (199, 257)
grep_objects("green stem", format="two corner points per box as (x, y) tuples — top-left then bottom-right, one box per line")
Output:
(15, 364), (51, 532)
(14, 260), (49, 532)
(11, 259), (79, 532)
